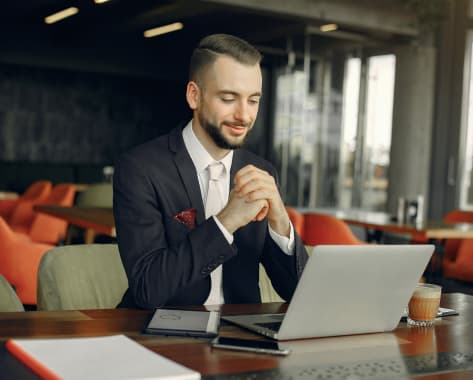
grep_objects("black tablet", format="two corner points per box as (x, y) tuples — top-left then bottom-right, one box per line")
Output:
(143, 309), (220, 338)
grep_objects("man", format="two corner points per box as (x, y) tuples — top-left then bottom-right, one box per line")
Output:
(114, 34), (308, 309)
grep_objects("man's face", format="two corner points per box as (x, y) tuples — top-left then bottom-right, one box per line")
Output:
(194, 56), (262, 150)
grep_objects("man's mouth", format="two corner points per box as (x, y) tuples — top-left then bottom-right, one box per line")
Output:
(223, 122), (248, 136)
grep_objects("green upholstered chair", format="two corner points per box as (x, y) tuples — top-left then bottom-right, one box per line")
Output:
(259, 245), (313, 303)
(37, 244), (128, 311)
(70, 183), (113, 243)
(76, 183), (113, 208)
(0, 274), (24, 312)
(259, 265), (284, 303)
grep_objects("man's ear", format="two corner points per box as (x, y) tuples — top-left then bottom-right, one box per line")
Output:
(186, 81), (200, 110)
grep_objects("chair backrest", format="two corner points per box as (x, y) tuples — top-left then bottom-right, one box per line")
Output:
(8, 181), (53, 227)
(22, 181), (53, 202)
(259, 246), (313, 303)
(28, 183), (77, 244)
(43, 183), (76, 206)
(259, 265), (284, 303)
(442, 210), (473, 262)
(37, 244), (128, 311)
(303, 213), (363, 246)
(286, 207), (304, 238)
(0, 217), (54, 305)
(76, 183), (113, 208)
(0, 181), (52, 221)
(0, 217), (18, 284)
(443, 210), (473, 223)
(0, 274), (24, 312)
(444, 239), (473, 282)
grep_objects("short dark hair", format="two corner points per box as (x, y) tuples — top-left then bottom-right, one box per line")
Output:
(189, 34), (262, 85)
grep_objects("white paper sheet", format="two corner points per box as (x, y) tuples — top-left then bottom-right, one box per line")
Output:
(8, 334), (200, 380)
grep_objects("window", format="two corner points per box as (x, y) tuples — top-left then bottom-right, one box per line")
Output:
(340, 54), (396, 210)
(360, 54), (396, 210)
(272, 53), (396, 211)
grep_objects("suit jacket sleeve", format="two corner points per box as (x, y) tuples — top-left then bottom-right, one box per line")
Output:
(224, 151), (308, 303)
(255, 165), (308, 301)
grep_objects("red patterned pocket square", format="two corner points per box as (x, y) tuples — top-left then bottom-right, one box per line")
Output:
(173, 208), (196, 229)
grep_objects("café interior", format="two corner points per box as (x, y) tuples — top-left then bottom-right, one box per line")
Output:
(1, 0), (473, 379)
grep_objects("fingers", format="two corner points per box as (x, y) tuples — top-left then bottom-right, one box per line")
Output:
(233, 165), (289, 233)
(254, 204), (269, 221)
(234, 165), (276, 202)
(232, 165), (288, 231)
(247, 198), (268, 220)
(234, 165), (272, 192)
(220, 190), (268, 231)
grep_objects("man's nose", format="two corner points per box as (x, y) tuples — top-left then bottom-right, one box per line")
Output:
(234, 101), (251, 124)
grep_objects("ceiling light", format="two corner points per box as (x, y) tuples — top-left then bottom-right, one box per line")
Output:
(144, 22), (183, 38)
(44, 7), (79, 24)
(94, 0), (111, 3)
(320, 23), (338, 32)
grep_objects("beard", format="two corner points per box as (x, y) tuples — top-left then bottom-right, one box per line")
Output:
(199, 113), (252, 150)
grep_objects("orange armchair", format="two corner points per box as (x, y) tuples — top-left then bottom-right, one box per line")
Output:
(2, 181), (52, 225)
(411, 209), (473, 264)
(303, 213), (364, 246)
(0, 217), (54, 305)
(443, 238), (473, 282)
(442, 210), (473, 261)
(444, 210), (473, 223)
(16, 184), (77, 245)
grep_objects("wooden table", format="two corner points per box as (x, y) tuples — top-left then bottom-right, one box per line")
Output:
(34, 205), (115, 244)
(302, 208), (473, 240)
(1, 295), (473, 379)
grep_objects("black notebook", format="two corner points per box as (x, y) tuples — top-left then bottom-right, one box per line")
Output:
(143, 308), (220, 338)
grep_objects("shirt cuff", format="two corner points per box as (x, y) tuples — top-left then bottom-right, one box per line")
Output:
(268, 221), (295, 255)
(213, 215), (234, 244)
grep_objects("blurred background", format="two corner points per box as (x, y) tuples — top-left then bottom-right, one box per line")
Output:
(0, 0), (471, 218)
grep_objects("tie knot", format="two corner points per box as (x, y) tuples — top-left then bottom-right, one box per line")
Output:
(207, 162), (224, 181)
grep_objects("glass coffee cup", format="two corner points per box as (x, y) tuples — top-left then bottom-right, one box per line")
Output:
(407, 283), (442, 326)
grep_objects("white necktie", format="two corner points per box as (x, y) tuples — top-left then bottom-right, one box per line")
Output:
(204, 162), (225, 218)
(204, 162), (225, 305)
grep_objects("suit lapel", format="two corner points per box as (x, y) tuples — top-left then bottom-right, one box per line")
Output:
(169, 128), (206, 224)
(230, 150), (247, 192)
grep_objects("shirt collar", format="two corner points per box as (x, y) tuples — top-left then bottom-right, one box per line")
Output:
(182, 119), (233, 175)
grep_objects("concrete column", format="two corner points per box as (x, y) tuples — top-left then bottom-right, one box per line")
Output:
(387, 44), (436, 220)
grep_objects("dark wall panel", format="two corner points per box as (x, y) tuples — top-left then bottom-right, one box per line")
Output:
(0, 63), (191, 165)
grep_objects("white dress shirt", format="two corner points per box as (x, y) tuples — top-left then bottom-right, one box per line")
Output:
(182, 120), (295, 305)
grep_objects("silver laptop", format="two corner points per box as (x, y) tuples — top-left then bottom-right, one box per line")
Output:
(223, 244), (434, 340)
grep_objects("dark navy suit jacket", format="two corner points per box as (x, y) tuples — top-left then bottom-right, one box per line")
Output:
(113, 126), (308, 309)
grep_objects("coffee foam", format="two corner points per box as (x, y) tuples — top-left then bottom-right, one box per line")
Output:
(412, 285), (441, 299)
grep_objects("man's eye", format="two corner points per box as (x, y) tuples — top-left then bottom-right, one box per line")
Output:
(249, 99), (260, 105)
(221, 98), (235, 103)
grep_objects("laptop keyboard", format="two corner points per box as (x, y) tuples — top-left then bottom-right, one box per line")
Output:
(255, 321), (282, 332)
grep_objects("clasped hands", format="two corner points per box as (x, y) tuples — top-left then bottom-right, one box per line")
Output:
(217, 165), (290, 237)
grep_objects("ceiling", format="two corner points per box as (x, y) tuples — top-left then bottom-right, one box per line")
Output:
(0, 0), (419, 80)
